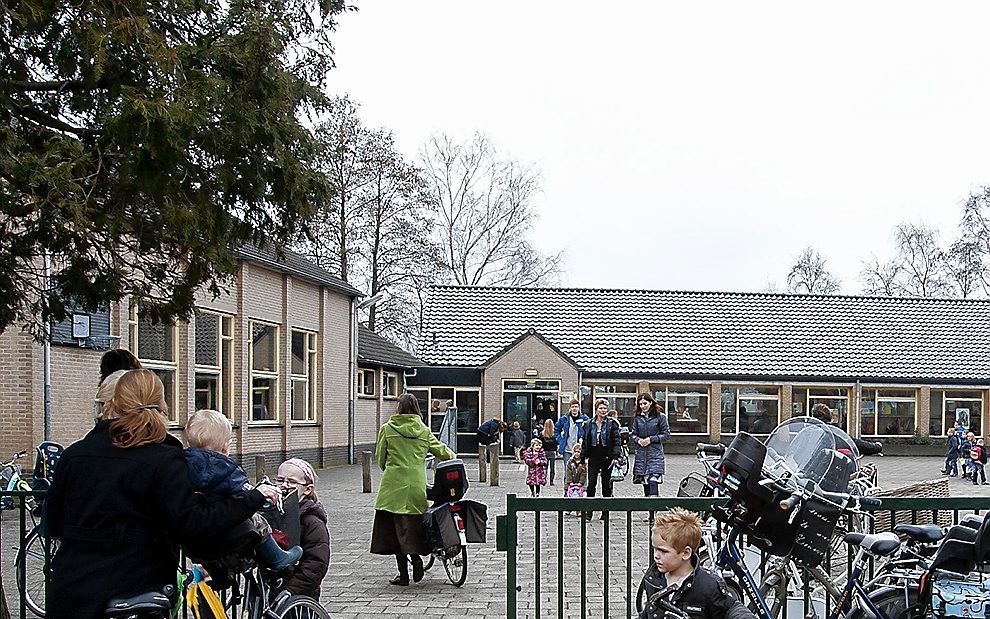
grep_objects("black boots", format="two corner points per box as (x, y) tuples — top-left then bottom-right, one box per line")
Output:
(390, 554), (424, 586)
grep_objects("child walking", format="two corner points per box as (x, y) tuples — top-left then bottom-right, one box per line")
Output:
(971, 438), (988, 486)
(509, 421), (527, 462)
(184, 410), (302, 569)
(276, 458), (332, 601)
(564, 444), (588, 516)
(523, 438), (549, 496)
(943, 427), (960, 477)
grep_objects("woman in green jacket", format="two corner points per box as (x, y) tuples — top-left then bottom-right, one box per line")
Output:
(371, 393), (456, 586)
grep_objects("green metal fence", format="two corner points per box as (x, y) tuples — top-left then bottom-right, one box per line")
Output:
(495, 495), (990, 619)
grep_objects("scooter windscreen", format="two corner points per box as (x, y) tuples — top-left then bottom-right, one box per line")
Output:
(764, 416), (855, 496)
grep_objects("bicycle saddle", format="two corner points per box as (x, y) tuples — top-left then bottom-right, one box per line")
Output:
(894, 524), (945, 543)
(105, 585), (176, 617)
(843, 532), (901, 557)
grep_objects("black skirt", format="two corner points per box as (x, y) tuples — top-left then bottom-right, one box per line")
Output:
(371, 510), (431, 556)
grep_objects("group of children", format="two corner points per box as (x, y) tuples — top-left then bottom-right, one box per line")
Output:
(183, 408), (332, 597)
(943, 422), (989, 485)
(519, 435), (588, 507)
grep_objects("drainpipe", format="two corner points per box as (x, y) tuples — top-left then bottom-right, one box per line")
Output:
(854, 380), (862, 438)
(350, 292), (385, 464)
(43, 251), (52, 442)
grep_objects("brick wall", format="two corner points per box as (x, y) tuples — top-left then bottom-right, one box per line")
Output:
(481, 334), (579, 422)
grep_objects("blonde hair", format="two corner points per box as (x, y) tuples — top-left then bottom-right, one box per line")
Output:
(186, 409), (232, 451)
(106, 369), (168, 448)
(542, 418), (554, 438)
(594, 398), (609, 410)
(95, 369), (129, 418)
(530, 437), (542, 449)
(652, 508), (703, 552)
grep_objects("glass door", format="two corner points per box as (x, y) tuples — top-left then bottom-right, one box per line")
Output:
(503, 393), (532, 456)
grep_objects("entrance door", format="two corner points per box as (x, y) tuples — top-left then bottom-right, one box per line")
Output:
(502, 391), (560, 455)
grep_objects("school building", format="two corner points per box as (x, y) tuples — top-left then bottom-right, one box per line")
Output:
(413, 286), (990, 455)
(0, 244), (406, 472)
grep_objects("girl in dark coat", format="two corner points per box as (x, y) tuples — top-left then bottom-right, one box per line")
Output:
(631, 393), (671, 496)
(277, 458), (331, 600)
(44, 369), (273, 619)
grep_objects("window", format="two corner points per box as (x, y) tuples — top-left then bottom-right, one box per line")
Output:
(128, 303), (178, 422)
(430, 388), (455, 434)
(250, 321), (279, 422)
(357, 369), (376, 397)
(589, 384), (638, 427)
(652, 385), (709, 434)
(861, 389), (916, 436)
(943, 390), (983, 437)
(290, 330), (317, 422)
(194, 310), (234, 416)
(382, 372), (400, 398)
(792, 387), (850, 430)
(721, 386), (779, 435)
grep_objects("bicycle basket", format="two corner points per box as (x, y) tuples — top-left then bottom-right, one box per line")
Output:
(677, 472), (713, 498)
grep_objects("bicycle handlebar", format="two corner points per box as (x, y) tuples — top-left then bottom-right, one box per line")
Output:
(696, 443), (725, 456)
(779, 494), (801, 511)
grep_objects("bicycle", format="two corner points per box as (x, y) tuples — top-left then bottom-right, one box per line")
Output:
(4, 442), (64, 618)
(420, 459), (487, 587)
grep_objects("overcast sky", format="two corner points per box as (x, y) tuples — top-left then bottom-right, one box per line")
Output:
(327, 2), (990, 294)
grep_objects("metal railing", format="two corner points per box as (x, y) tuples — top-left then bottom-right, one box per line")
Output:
(495, 494), (990, 619)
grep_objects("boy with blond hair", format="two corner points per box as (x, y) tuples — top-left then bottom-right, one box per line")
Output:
(638, 508), (753, 619)
(185, 409), (302, 570)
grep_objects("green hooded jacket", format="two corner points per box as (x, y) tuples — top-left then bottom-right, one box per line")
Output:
(375, 414), (456, 514)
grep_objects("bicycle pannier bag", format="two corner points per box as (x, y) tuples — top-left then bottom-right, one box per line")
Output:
(423, 503), (460, 549)
(455, 500), (488, 543)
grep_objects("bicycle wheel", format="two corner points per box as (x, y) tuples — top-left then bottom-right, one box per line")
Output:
(844, 586), (920, 619)
(15, 526), (56, 618)
(620, 449), (630, 477)
(274, 594), (331, 618)
(636, 578), (647, 614)
(423, 553), (435, 571)
(441, 545), (467, 587)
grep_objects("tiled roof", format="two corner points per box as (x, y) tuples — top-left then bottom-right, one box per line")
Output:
(358, 324), (421, 369)
(418, 286), (990, 383)
(232, 243), (362, 297)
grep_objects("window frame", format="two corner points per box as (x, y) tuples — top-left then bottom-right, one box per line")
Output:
(943, 390), (983, 437)
(651, 384), (710, 436)
(248, 319), (280, 423)
(289, 329), (318, 423)
(722, 386), (780, 436)
(193, 310), (234, 417)
(382, 371), (400, 399)
(128, 302), (179, 423)
(357, 368), (377, 397)
(861, 388), (917, 437)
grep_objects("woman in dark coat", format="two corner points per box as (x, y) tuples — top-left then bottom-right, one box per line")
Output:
(44, 369), (274, 619)
(630, 392), (671, 496)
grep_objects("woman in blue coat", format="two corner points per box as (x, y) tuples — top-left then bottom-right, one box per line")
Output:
(630, 392), (670, 496)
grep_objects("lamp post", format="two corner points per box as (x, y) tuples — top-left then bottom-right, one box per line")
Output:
(349, 292), (385, 464)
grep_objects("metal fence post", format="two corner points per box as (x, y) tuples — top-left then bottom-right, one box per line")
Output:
(506, 494), (518, 619)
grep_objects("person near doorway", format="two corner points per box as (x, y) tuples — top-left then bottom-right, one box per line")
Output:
(582, 398), (621, 520)
(477, 418), (507, 464)
(554, 399), (589, 466)
(509, 421), (527, 462)
(631, 393), (670, 496)
(538, 419), (559, 485)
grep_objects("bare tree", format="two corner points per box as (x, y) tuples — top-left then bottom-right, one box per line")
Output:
(945, 235), (986, 298)
(893, 222), (953, 297)
(419, 133), (562, 286)
(962, 187), (990, 294)
(860, 222), (953, 297)
(301, 96), (375, 282)
(860, 256), (904, 296)
(357, 129), (434, 346)
(785, 246), (841, 294)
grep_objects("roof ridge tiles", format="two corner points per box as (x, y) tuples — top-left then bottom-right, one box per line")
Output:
(425, 285), (990, 304)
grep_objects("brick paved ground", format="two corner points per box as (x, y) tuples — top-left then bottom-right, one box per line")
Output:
(3, 453), (989, 618)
